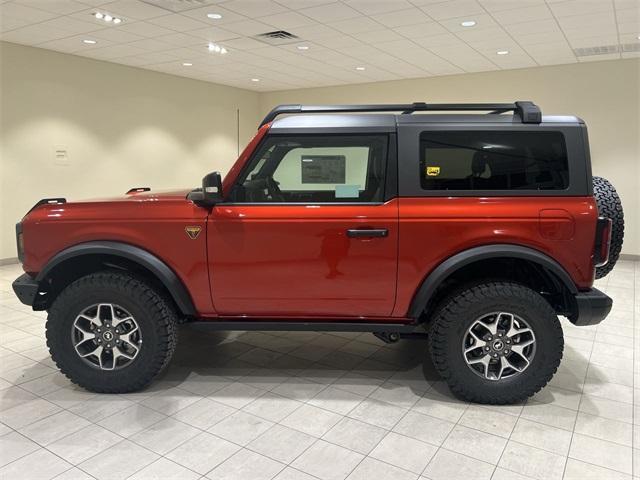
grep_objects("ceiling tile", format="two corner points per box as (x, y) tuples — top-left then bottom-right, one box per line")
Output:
(490, 5), (553, 25)
(331, 16), (380, 34)
(115, 20), (176, 37)
(345, 0), (413, 15)
(478, 0), (545, 13)
(356, 28), (404, 43)
(222, 0), (288, 17)
(393, 21), (449, 39)
(1, 1), (58, 24)
(549, 0), (613, 18)
(221, 19), (275, 35)
(298, 2), (361, 22)
(147, 13), (211, 32)
(420, 0), (486, 21)
(19, 0), (89, 15)
(259, 11), (317, 29)
(371, 7), (432, 28)
(100, 0), (170, 20)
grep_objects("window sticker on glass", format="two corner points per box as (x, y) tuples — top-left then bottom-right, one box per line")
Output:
(301, 155), (346, 184)
(426, 166), (440, 176)
(335, 184), (360, 198)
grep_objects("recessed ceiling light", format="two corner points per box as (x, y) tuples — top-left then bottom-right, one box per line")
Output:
(208, 43), (227, 54)
(183, 62), (193, 66)
(461, 20), (476, 27)
(207, 13), (222, 19)
(497, 50), (509, 55)
(251, 78), (260, 82)
(94, 12), (122, 24)
(297, 45), (309, 50)
(82, 39), (97, 44)
(355, 66), (366, 71)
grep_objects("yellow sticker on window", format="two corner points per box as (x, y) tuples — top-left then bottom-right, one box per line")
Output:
(426, 166), (440, 176)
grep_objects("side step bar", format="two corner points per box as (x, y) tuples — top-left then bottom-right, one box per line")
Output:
(188, 321), (420, 334)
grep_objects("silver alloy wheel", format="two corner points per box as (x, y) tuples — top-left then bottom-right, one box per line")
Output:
(462, 311), (536, 381)
(71, 303), (142, 371)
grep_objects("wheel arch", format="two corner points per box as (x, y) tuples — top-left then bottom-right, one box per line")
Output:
(35, 241), (196, 316)
(408, 244), (578, 320)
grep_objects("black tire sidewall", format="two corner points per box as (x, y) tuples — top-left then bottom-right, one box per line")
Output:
(430, 283), (563, 403)
(47, 273), (173, 391)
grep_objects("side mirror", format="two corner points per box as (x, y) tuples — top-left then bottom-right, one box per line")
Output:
(188, 171), (223, 207)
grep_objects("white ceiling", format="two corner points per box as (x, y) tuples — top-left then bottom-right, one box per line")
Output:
(1, 0), (639, 92)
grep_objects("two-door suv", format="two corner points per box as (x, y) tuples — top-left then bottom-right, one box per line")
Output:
(13, 101), (624, 404)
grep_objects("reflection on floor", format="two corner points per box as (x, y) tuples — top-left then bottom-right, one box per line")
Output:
(0, 261), (637, 480)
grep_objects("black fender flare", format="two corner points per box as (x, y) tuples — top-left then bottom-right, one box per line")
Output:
(36, 241), (196, 316)
(407, 244), (578, 319)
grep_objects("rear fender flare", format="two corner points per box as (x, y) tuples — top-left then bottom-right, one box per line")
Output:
(407, 244), (578, 319)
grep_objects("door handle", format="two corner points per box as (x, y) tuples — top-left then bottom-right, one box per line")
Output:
(346, 228), (388, 238)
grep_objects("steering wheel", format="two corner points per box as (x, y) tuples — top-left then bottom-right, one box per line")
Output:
(265, 177), (284, 202)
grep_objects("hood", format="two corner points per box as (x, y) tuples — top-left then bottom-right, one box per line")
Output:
(72, 189), (192, 203)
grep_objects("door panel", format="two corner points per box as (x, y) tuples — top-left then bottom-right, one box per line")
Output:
(208, 200), (399, 317)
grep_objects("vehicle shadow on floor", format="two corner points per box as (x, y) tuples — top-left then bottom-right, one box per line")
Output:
(136, 325), (590, 409)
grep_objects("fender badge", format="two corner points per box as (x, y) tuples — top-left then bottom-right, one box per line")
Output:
(185, 226), (202, 240)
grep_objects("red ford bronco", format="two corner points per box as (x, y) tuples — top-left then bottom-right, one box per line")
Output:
(13, 101), (624, 404)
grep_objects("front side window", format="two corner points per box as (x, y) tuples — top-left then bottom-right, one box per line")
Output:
(230, 135), (388, 203)
(420, 131), (569, 191)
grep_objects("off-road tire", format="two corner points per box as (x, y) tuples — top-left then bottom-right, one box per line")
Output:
(428, 282), (563, 404)
(46, 271), (178, 393)
(593, 176), (624, 278)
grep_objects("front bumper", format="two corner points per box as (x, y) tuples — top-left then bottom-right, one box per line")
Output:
(12, 273), (39, 307)
(569, 288), (612, 326)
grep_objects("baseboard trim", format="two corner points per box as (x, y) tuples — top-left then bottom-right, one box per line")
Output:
(620, 254), (640, 262)
(0, 258), (19, 266)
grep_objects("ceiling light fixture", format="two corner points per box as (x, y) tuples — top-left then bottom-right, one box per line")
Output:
(93, 12), (122, 24)
(183, 62), (193, 66)
(208, 43), (227, 54)
(251, 78), (260, 82)
(355, 66), (366, 71)
(461, 20), (476, 27)
(82, 39), (97, 44)
(207, 13), (222, 19)
(497, 50), (509, 55)
(297, 45), (309, 50)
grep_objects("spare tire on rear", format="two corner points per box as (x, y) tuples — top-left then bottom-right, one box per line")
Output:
(593, 176), (624, 278)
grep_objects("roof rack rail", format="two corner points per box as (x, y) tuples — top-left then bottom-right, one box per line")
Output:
(259, 101), (542, 127)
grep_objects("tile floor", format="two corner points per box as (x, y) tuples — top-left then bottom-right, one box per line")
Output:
(0, 261), (638, 480)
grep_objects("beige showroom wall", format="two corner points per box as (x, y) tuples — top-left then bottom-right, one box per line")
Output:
(0, 41), (261, 260)
(261, 59), (640, 256)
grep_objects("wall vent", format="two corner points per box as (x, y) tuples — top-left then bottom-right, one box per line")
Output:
(254, 30), (299, 46)
(573, 44), (620, 57)
(622, 43), (640, 52)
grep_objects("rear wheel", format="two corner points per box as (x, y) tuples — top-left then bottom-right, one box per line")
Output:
(46, 271), (178, 393)
(428, 282), (563, 404)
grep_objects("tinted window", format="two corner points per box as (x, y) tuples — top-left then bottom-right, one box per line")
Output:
(420, 131), (569, 191)
(231, 135), (388, 203)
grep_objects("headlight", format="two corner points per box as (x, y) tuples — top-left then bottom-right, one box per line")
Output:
(16, 223), (24, 263)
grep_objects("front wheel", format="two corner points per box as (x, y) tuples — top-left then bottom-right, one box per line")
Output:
(428, 282), (563, 404)
(46, 271), (178, 393)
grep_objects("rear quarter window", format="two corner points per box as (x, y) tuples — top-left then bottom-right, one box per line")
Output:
(420, 131), (569, 191)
